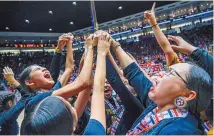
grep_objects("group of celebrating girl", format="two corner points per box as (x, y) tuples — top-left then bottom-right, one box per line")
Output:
(0, 3), (213, 135)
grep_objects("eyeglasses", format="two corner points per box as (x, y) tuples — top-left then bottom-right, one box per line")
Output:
(165, 67), (189, 88)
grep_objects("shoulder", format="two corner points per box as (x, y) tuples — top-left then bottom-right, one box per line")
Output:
(52, 80), (62, 91)
(25, 92), (52, 110)
(159, 115), (202, 135)
(83, 119), (106, 135)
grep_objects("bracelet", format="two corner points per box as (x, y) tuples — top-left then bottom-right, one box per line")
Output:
(151, 23), (158, 28)
(55, 48), (62, 53)
(113, 42), (121, 51)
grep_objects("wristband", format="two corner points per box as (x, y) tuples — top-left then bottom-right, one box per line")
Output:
(151, 23), (158, 28)
(55, 48), (62, 53)
(113, 42), (121, 51)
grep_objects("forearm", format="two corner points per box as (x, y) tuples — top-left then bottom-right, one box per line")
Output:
(113, 46), (134, 70)
(52, 78), (89, 99)
(152, 24), (174, 54)
(106, 57), (144, 112)
(189, 48), (213, 79)
(65, 41), (74, 72)
(107, 52), (123, 77)
(59, 42), (74, 86)
(74, 87), (91, 119)
(91, 53), (106, 129)
(50, 53), (61, 83)
(78, 46), (94, 85)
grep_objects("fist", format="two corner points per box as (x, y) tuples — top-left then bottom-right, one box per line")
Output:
(85, 34), (97, 47)
(97, 34), (112, 55)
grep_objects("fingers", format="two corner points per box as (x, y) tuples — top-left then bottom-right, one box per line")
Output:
(168, 35), (179, 43)
(3, 69), (7, 75)
(151, 2), (156, 11)
(171, 45), (180, 51)
(87, 34), (94, 40)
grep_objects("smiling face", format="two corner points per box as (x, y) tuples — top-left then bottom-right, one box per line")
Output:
(27, 65), (55, 91)
(104, 80), (113, 99)
(148, 63), (194, 107)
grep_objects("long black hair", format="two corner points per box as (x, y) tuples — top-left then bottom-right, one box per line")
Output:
(20, 96), (74, 135)
(185, 63), (213, 114)
(19, 64), (39, 94)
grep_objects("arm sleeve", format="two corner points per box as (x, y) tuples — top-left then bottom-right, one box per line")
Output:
(189, 48), (213, 80)
(0, 94), (31, 125)
(123, 62), (153, 108)
(83, 119), (106, 135)
(49, 53), (61, 83)
(15, 85), (26, 96)
(106, 57), (144, 128)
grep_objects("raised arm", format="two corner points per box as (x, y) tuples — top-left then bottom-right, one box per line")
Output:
(59, 33), (75, 86)
(49, 39), (65, 83)
(107, 52), (124, 77)
(168, 35), (213, 79)
(74, 53), (93, 119)
(3, 67), (27, 96)
(144, 3), (179, 66)
(106, 55), (144, 129)
(109, 34), (153, 107)
(90, 34), (111, 130)
(52, 34), (94, 99)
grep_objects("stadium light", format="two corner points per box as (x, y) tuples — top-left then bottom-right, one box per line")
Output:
(5, 27), (9, 30)
(70, 22), (74, 25)
(49, 28), (52, 31)
(118, 6), (122, 10)
(49, 11), (53, 15)
(25, 20), (30, 23)
(73, 2), (77, 6)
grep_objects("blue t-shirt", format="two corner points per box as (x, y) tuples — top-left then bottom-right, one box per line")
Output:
(25, 81), (62, 111)
(83, 119), (106, 135)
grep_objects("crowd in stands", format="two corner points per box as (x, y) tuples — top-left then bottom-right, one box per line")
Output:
(0, 23), (213, 84)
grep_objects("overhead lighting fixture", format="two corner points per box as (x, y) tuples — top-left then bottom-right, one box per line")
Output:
(49, 28), (52, 31)
(118, 6), (122, 10)
(49, 10), (53, 15)
(73, 2), (76, 6)
(25, 19), (30, 24)
(24, 40), (26, 42)
(70, 22), (74, 25)
(5, 27), (9, 30)
(32, 40), (34, 42)
(5, 40), (7, 42)
(14, 40), (16, 42)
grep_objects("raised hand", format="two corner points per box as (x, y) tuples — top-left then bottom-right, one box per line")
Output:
(144, 2), (157, 26)
(97, 33), (112, 55)
(168, 35), (197, 55)
(85, 34), (97, 47)
(57, 33), (74, 50)
(3, 67), (20, 87)
(95, 30), (116, 48)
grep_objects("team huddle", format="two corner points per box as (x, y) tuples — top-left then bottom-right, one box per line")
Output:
(0, 3), (213, 135)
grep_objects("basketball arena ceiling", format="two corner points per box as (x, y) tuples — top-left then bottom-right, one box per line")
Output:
(0, 1), (175, 33)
